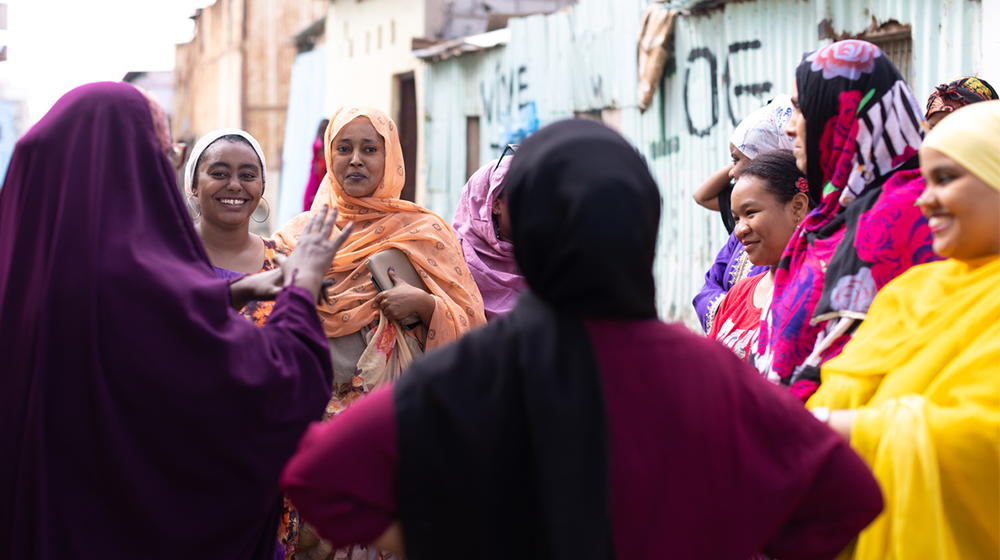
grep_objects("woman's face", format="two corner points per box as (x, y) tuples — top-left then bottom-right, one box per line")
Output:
(728, 143), (751, 180)
(786, 78), (807, 174)
(491, 191), (513, 243)
(331, 117), (386, 198)
(918, 147), (1000, 261)
(731, 175), (805, 267)
(193, 140), (263, 229)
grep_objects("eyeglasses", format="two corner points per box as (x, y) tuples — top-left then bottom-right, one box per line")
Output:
(167, 142), (188, 170)
(493, 143), (519, 173)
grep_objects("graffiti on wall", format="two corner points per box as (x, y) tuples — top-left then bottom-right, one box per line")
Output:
(679, 40), (775, 139)
(481, 63), (530, 124)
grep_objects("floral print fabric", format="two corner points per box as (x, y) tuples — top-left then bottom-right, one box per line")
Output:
(213, 237), (290, 325)
(766, 41), (939, 400)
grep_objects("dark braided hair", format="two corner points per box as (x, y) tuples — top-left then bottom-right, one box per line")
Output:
(191, 134), (264, 192)
(739, 149), (816, 208)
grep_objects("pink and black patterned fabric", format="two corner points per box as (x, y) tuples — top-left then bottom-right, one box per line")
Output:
(764, 40), (940, 400)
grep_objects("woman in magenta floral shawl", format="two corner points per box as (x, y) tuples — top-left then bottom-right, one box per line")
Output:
(761, 40), (940, 400)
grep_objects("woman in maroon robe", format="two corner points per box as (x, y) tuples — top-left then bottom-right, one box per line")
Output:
(281, 119), (883, 560)
(0, 82), (349, 560)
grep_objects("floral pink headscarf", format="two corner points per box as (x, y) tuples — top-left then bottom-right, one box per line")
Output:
(452, 157), (527, 321)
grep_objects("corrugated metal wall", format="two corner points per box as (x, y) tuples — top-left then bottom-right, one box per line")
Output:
(422, 0), (982, 328)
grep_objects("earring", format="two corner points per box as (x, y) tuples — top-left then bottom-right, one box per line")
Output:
(187, 195), (201, 221)
(251, 197), (270, 223)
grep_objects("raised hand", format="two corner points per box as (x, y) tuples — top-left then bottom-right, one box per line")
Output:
(278, 205), (353, 303)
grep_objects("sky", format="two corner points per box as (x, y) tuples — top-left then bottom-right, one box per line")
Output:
(0, 0), (216, 126)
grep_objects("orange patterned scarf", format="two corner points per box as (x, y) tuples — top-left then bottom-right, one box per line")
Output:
(275, 105), (485, 347)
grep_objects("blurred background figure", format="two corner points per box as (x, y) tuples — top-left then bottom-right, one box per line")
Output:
(808, 100), (1000, 560)
(303, 118), (330, 211)
(452, 146), (527, 322)
(185, 128), (291, 325)
(924, 76), (997, 129)
(692, 95), (795, 333)
(0, 81), (349, 560)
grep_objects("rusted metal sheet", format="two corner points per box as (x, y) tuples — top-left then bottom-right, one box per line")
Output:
(422, 0), (983, 328)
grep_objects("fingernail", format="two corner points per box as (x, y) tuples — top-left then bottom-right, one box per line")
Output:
(389, 266), (395, 272)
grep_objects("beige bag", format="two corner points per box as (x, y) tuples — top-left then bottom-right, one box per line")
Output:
(366, 248), (429, 326)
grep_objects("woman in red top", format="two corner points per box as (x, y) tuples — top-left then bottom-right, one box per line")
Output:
(709, 150), (813, 367)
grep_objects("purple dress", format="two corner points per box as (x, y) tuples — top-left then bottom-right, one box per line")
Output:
(0, 82), (332, 560)
(693, 231), (768, 332)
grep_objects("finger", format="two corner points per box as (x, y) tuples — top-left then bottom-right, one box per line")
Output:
(319, 206), (337, 241)
(272, 254), (287, 268)
(331, 221), (353, 253)
(387, 267), (410, 288)
(306, 205), (328, 236)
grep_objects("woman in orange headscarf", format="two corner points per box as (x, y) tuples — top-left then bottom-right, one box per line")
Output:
(276, 105), (485, 407)
(275, 105), (485, 558)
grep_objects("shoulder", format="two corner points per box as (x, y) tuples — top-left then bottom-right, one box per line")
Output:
(261, 236), (291, 255)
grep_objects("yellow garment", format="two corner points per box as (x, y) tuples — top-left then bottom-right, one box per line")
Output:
(809, 256), (1000, 560)
(921, 100), (1000, 190)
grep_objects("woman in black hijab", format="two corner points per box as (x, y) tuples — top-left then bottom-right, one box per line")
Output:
(281, 119), (883, 560)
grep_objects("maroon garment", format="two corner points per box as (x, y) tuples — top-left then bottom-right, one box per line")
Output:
(0, 82), (333, 560)
(282, 318), (882, 559)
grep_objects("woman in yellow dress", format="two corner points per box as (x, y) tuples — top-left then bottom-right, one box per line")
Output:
(808, 100), (1000, 559)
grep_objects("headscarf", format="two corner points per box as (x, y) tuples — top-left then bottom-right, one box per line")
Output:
(765, 40), (939, 399)
(925, 76), (998, 119)
(394, 119), (661, 560)
(275, 105), (485, 344)
(451, 156), (527, 320)
(0, 83), (331, 558)
(130, 84), (172, 153)
(921, 100), (1000, 190)
(184, 128), (268, 195)
(729, 94), (795, 158)
(809, 256), (1000, 559)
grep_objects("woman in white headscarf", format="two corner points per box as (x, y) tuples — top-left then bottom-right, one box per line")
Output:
(692, 95), (798, 332)
(185, 129), (290, 325)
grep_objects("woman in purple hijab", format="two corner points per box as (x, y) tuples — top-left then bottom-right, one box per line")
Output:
(0, 82), (350, 559)
(452, 147), (527, 321)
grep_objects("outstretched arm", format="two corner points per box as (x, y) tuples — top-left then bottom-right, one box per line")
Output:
(693, 163), (733, 211)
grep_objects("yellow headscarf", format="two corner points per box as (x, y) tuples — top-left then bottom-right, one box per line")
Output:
(275, 106), (485, 345)
(921, 100), (1000, 190)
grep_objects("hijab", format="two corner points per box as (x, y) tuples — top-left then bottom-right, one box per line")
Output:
(394, 119), (661, 560)
(925, 76), (998, 119)
(0, 82), (332, 558)
(452, 156), (527, 320)
(184, 128), (268, 195)
(275, 105), (485, 344)
(766, 40), (937, 398)
(729, 94), (795, 159)
(922, 100), (1000, 189)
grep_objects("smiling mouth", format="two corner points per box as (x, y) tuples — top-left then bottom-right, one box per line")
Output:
(927, 214), (953, 234)
(742, 240), (760, 250)
(218, 198), (248, 206)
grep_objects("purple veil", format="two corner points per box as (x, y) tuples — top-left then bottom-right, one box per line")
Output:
(0, 83), (332, 559)
(452, 157), (527, 321)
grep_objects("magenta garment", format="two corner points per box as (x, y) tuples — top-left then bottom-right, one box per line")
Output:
(0, 82), (333, 560)
(766, 169), (940, 400)
(282, 318), (883, 559)
(451, 158), (527, 320)
(303, 135), (325, 212)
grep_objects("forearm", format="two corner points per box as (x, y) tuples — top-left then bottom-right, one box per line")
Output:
(693, 164), (733, 211)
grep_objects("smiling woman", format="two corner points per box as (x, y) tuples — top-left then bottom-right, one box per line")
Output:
(185, 129), (291, 325)
(707, 150), (811, 366)
(807, 100), (1000, 560)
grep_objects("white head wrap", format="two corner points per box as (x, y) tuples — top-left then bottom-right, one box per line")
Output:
(184, 129), (267, 196)
(729, 94), (795, 159)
